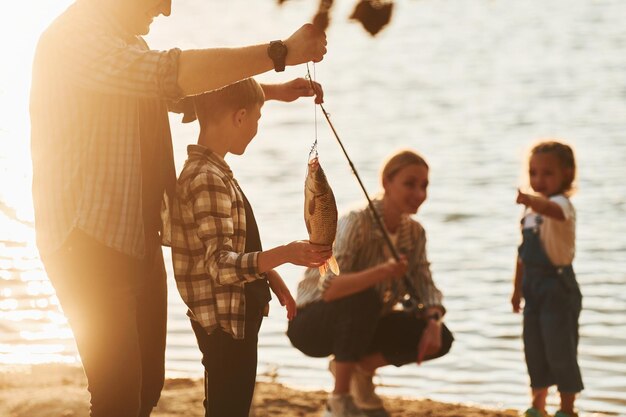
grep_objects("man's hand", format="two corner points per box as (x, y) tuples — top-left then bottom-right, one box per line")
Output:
(261, 78), (323, 104)
(284, 23), (327, 66)
(267, 270), (297, 320)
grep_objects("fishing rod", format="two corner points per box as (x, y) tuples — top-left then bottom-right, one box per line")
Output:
(305, 64), (422, 310)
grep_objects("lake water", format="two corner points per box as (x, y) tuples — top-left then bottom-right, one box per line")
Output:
(1, 0), (625, 415)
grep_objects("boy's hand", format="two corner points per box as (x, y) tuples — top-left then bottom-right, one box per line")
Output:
(511, 290), (522, 313)
(285, 241), (332, 267)
(262, 78), (324, 104)
(266, 270), (297, 320)
(284, 23), (327, 66)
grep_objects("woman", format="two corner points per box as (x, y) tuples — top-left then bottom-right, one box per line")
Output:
(287, 149), (454, 417)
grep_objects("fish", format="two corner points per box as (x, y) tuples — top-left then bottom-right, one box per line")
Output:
(304, 156), (340, 276)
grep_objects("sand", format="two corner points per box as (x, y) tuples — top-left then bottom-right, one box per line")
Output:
(0, 364), (519, 417)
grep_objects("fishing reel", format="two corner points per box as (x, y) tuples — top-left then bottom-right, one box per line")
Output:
(400, 293), (425, 316)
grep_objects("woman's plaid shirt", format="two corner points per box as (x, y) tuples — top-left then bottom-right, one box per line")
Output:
(164, 145), (265, 339)
(295, 199), (444, 314)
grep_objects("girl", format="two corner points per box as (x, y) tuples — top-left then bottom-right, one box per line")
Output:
(512, 141), (583, 417)
(288, 149), (453, 417)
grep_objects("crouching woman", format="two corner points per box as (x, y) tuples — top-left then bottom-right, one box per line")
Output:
(287, 149), (454, 417)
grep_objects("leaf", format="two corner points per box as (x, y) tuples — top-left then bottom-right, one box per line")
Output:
(350, 0), (394, 36)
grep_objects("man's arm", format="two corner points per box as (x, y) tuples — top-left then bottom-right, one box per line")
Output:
(177, 24), (326, 96)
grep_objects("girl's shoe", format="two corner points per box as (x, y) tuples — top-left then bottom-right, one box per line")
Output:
(554, 411), (579, 417)
(523, 408), (548, 417)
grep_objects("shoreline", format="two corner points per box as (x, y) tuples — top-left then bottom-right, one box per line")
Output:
(0, 364), (520, 417)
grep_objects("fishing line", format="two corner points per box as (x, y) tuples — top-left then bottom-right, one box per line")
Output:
(304, 63), (421, 309)
(307, 63), (319, 161)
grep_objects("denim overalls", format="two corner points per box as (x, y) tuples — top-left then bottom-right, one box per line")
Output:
(518, 215), (584, 393)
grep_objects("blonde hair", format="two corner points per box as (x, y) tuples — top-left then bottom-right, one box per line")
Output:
(193, 78), (265, 129)
(528, 140), (577, 196)
(380, 149), (429, 187)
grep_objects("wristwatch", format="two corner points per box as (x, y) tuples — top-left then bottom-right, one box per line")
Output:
(267, 40), (288, 72)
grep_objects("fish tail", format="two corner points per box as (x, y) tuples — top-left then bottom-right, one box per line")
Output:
(318, 256), (340, 277)
(327, 255), (340, 275)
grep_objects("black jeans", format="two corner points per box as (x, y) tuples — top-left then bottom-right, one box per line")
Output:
(42, 229), (167, 417)
(287, 288), (453, 366)
(191, 299), (266, 417)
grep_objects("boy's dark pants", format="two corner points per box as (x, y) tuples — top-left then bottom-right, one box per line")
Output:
(191, 300), (265, 417)
(42, 229), (167, 417)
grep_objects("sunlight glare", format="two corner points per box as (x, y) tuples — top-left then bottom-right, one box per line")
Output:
(26, 281), (54, 297)
(0, 299), (18, 311)
(0, 344), (79, 365)
(20, 327), (74, 341)
(0, 0), (73, 244)
(19, 269), (48, 282)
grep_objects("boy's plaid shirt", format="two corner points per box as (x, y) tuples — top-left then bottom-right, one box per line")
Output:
(165, 145), (265, 339)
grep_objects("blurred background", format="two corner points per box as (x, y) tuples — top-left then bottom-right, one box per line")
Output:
(1, 0), (625, 415)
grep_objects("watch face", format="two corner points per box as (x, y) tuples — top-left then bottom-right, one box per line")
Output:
(270, 41), (287, 59)
(268, 41), (287, 72)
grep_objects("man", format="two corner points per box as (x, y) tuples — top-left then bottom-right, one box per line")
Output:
(29, 0), (327, 416)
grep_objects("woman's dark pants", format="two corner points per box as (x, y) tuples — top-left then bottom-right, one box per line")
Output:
(287, 288), (453, 367)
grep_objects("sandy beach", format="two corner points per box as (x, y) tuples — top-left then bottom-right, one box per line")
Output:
(0, 364), (519, 417)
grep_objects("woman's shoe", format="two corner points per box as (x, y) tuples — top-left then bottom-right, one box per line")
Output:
(328, 358), (385, 410)
(350, 365), (384, 410)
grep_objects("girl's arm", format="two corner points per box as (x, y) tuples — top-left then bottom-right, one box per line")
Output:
(511, 256), (524, 313)
(516, 189), (565, 220)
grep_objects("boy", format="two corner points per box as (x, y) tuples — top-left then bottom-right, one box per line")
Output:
(167, 78), (332, 417)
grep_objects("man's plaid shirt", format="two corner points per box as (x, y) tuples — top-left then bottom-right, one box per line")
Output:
(165, 145), (265, 339)
(30, 1), (183, 259)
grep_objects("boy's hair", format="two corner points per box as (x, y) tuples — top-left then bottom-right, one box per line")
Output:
(193, 78), (265, 129)
(380, 149), (429, 186)
(530, 140), (577, 195)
